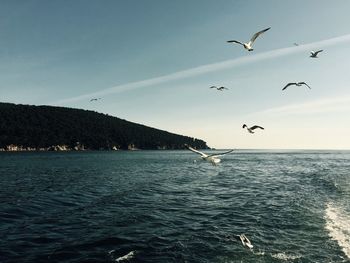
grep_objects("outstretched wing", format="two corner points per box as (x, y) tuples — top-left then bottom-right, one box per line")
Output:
(241, 234), (253, 249)
(209, 86), (217, 89)
(249, 27), (271, 44)
(299, 82), (311, 89)
(209, 149), (234, 158)
(282, 82), (296, 90)
(218, 86), (228, 91)
(186, 145), (207, 157)
(314, 50), (323, 56)
(250, 125), (264, 130)
(227, 40), (244, 46)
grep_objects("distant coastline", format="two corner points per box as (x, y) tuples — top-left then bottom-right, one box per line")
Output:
(0, 102), (209, 151)
(0, 143), (173, 152)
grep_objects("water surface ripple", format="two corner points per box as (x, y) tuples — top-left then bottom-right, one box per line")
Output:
(1, 150), (349, 262)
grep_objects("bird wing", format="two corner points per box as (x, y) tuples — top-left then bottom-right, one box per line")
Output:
(249, 27), (271, 44)
(242, 234), (250, 243)
(242, 235), (253, 248)
(299, 82), (311, 89)
(227, 40), (244, 46)
(218, 87), (227, 91)
(210, 86), (217, 89)
(282, 83), (296, 90)
(208, 149), (234, 158)
(239, 235), (245, 246)
(250, 125), (264, 130)
(314, 50), (323, 55)
(186, 146), (208, 157)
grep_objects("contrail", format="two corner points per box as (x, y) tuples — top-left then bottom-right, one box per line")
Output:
(255, 95), (350, 116)
(52, 33), (350, 105)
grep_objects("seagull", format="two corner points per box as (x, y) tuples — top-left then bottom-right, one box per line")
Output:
(185, 145), (233, 165)
(210, 86), (228, 91)
(90, 98), (102, 102)
(282, 82), (311, 91)
(116, 251), (136, 262)
(293, 43), (299, 46)
(237, 234), (253, 249)
(243, 124), (264, 134)
(227, 27), (271, 51)
(310, 50), (323, 58)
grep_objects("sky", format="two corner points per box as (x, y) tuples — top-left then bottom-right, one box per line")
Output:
(1, 0), (350, 149)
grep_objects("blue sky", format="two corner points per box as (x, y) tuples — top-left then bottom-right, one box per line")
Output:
(1, 0), (350, 149)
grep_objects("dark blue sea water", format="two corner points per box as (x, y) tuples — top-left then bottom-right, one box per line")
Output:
(1, 150), (349, 263)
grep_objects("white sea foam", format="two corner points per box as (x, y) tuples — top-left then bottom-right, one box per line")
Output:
(271, 252), (301, 261)
(325, 202), (350, 258)
(115, 250), (136, 262)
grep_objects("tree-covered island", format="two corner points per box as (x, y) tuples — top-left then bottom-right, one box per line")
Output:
(0, 103), (209, 151)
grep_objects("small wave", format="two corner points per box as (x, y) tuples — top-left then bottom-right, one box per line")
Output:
(325, 202), (350, 259)
(271, 252), (301, 261)
(115, 250), (136, 262)
(253, 250), (265, 256)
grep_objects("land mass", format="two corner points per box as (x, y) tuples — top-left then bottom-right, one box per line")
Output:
(0, 102), (209, 151)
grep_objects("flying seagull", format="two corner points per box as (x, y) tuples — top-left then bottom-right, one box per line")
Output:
(115, 251), (136, 262)
(310, 50), (323, 58)
(293, 43), (299, 46)
(90, 98), (102, 102)
(210, 86), (228, 91)
(243, 124), (264, 134)
(185, 145), (233, 165)
(227, 27), (271, 51)
(282, 82), (311, 91)
(237, 234), (253, 249)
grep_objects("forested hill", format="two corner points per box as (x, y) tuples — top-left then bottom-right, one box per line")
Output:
(0, 103), (209, 151)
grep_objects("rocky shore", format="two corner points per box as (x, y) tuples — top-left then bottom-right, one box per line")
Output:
(0, 144), (120, 152)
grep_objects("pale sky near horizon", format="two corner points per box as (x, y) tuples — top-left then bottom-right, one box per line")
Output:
(1, 0), (350, 149)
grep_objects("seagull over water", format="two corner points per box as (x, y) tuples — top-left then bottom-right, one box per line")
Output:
(210, 86), (228, 91)
(243, 124), (264, 134)
(237, 234), (253, 249)
(227, 27), (271, 51)
(310, 50), (323, 58)
(115, 251), (136, 262)
(185, 145), (233, 165)
(282, 82), (311, 91)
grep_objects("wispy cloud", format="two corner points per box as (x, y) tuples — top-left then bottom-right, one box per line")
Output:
(254, 96), (350, 116)
(52, 33), (350, 105)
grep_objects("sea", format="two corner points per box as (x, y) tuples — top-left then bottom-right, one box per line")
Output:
(0, 150), (349, 263)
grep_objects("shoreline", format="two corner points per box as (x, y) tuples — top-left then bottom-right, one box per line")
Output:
(0, 144), (199, 152)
